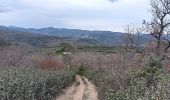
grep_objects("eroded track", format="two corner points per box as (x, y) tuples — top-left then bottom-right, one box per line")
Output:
(56, 75), (98, 100)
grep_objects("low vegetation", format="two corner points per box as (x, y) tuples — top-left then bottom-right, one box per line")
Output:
(76, 45), (121, 53)
(80, 55), (170, 100)
(106, 55), (170, 100)
(0, 0), (170, 100)
(0, 67), (76, 100)
(78, 65), (114, 100)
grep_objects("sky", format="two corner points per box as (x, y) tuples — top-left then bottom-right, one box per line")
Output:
(0, 0), (151, 32)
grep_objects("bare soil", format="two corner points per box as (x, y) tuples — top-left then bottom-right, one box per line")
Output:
(56, 75), (98, 100)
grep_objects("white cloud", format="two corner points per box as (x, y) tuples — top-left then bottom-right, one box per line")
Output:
(0, 0), (151, 32)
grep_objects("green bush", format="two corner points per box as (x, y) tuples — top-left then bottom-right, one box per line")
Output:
(106, 55), (170, 100)
(0, 68), (76, 100)
(79, 66), (114, 100)
(80, 55), (170, 100)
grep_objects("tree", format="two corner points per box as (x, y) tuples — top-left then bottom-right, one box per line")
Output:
(122, 25), (135, 51)
(145, 0), (170, 56)
(0, 44), (36, 67)
(134, 26), (145, 53)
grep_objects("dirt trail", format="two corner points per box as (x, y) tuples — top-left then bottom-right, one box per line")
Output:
(56, 75), (98, 100)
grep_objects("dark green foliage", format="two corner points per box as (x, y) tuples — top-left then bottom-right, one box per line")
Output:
(77, 64), (86, 75)
(77, 46), (120, 53)
(139, 56), (163, 87)
(105, 55), (170, 100)
(55, 43), (74, 55)
(56, 48), (65, 55)
(0, 68), (76, 100)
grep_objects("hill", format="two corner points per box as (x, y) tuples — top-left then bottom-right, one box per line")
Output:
(3, 25), (170, 47)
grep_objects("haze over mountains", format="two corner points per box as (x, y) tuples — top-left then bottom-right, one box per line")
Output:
(0, 25), (157, 47)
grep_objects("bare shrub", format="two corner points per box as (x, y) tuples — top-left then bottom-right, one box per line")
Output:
(37, 56), (63, 70)
(0, 44), (36, 67)
(71, 51), (143, 71)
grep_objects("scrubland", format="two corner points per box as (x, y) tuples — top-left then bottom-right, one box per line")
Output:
(0, 42), (170, 100)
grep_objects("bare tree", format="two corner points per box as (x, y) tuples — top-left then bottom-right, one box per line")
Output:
(135, 26), (145, 53)
(122, 25), (135, 52)
(0, 44), (37, 67)
(145, 0), (170, 56)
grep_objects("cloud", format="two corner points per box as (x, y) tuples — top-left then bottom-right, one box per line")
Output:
(109, 0), (121, 2)
(0, 0), (151, 32)
(0, 4), (12, 13)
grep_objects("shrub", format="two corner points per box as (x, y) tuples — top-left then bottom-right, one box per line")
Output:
(106, 55), (170, 100)
(79, 66), (115, 100)
(0, 67), (76, 100)
(38, 56), (63, 70)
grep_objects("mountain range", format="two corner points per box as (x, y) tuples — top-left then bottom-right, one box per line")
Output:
(0, 25), (165, 47)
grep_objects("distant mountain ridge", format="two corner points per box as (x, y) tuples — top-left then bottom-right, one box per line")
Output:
(0, 25), (74, 47)
(5, 25), (154, 46)
(1, 25), (168, 47)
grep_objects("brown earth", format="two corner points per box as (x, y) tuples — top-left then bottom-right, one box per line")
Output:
(56, 75), (98, 100)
